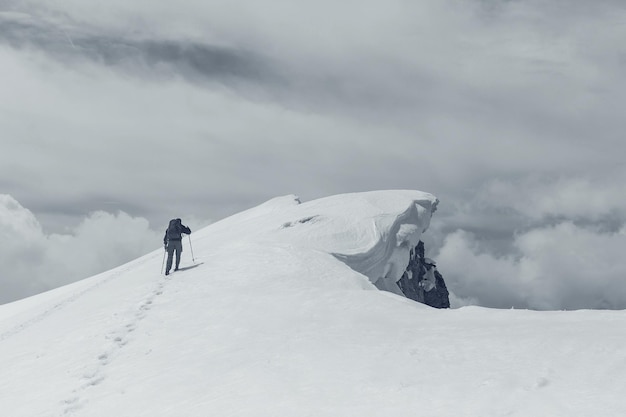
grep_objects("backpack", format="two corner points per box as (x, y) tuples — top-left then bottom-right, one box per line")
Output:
(166, 219), (182, 241)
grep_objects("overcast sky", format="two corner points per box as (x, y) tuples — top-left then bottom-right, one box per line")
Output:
(1, 0), (625, 308)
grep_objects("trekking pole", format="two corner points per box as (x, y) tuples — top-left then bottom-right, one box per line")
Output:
(188, 235), (195, 263)
(161, 248), (166, 275)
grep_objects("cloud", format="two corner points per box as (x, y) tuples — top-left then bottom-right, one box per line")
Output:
(0, 195), (163, 304)
(2, 1), (624, 212)
(0, 12), (279, 87)
(477, 175), (626, 223)
(437, 224), (626, 310)
(430, 168), (626, 311)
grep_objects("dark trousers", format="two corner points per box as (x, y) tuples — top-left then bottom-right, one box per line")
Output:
(166, 240), (183, 272)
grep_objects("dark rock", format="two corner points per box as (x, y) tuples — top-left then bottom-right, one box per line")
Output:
(397, 241), (450, 308)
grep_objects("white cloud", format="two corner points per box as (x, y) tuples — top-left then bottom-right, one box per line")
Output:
(438, 223), (626, 310)
(0, 195), (162, 304)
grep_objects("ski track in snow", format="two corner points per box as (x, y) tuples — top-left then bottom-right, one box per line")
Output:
(60, 267), (171, 416)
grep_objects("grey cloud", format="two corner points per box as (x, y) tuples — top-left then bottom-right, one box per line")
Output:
(0, 13), (280, 86)
(475, 176), (626, 224)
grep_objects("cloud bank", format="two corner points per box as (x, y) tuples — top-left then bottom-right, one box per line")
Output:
(0, 194), (162, 304)
(433, 174), (626, 310)
(438, 224), (626, 310)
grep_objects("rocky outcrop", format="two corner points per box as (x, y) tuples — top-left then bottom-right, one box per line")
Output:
(397, 241), (450, 308)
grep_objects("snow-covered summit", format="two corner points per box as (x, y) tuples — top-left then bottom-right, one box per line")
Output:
(1, 190), (625, 417)
(214, 190), (438, 291)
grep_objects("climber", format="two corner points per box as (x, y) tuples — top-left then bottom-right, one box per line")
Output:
(163, 218), (191, 275)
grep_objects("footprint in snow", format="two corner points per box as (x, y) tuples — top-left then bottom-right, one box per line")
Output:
(62, 395), (84, 415)
(98, 353), (109, 365)
(82, 375), (105, 388)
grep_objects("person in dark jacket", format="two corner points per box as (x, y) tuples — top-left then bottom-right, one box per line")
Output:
(163, 218), (191, 275)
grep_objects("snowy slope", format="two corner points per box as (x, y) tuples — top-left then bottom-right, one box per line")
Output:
(1, 190), (625, 417)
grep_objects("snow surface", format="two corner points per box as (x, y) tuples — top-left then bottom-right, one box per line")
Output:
(1, 190), (625, 416)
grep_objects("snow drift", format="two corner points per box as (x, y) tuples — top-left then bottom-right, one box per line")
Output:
(273, 190), (439, 293)
(1, 190), (625, 417)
